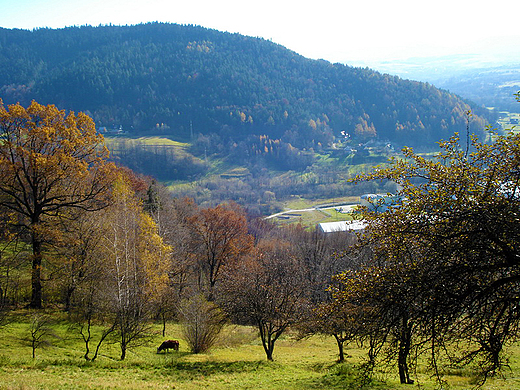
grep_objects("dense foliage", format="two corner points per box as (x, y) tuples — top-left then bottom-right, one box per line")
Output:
(0, 23), (490, 153)
(329, 107), (520, 384)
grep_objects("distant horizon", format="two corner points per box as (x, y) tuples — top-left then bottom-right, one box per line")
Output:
(1, 0), (519, 69)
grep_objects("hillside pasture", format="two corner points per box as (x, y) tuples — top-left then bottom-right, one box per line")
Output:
(268, 206), (360, 229)
(103, 136), (208, 181)
(1, 314), (519, 389)
(104, 135), (190, 148)
(267, 196), (362, 228)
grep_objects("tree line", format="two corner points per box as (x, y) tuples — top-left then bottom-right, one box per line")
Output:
(1, 99), (520, 386)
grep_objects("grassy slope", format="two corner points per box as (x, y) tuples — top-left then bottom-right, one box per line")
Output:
(103, 135), (190, 147)
(1, 314), (519, 390)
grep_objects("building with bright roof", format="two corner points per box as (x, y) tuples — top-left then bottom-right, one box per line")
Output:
(318, 220), (367, 233)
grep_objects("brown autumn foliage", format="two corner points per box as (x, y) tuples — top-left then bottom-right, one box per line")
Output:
(188, 202), (254, 298)
(0, 99), (116, 308)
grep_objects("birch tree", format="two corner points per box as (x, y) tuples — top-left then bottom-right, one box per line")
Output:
(100, 173), (170, 360)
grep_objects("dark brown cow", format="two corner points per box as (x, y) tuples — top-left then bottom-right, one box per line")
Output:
(157, 340), (179, 353)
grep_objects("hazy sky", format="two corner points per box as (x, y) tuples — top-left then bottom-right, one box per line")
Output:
(1, 0), (519, 66)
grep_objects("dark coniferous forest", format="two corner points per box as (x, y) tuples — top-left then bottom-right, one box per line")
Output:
(0, 22), (491, 153)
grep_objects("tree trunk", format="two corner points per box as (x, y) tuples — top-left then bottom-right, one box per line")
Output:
(264, 336), (277, 361)
(266, 350), (273, 361)
(161, 311), (166, 337)
(398, 350), (410, 384)
(334, 334), (345, 362)
(92, 322), (117, 362)
(30, 233), (43, 309)
(64, 286), (75, 312)
(81, 317), (92, 361)
(83, 335), (91, 361)
(265, 339), (274, 361)
(398, 317), (413, 384)
(120, 343), (127, 360)
(259, 323), (275, 361)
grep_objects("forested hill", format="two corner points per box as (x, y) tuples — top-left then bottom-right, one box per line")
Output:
(0, 23), (489, 149)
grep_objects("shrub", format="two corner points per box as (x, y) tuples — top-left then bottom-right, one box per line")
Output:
(178, 294), (226, 353)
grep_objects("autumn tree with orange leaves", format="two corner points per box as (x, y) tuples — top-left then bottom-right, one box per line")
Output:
(0, 100), (115, 308)
(188, 202), (253, 299)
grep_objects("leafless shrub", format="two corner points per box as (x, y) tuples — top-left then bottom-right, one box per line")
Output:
(26, 314), (60, 359)
(178, 294), (226, 353)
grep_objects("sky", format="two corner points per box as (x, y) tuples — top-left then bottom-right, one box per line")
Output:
(1, 0), (519, 67)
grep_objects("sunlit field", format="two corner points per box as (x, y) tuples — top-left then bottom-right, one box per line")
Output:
(1, 312), (519, 390)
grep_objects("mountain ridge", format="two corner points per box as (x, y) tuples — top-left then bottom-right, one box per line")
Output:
(0, 22), (490, 151)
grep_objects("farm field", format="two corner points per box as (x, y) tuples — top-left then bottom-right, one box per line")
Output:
(497, 112), (520, 133)
(1, 313), (519, 389)
(104, 136), (190, 148)
(266, 202), (361, 228)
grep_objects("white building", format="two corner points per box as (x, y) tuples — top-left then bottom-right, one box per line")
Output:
(318, 220), (367, 233)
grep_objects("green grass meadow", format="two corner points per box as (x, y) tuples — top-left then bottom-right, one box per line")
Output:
(269, 196), (361, 228)
(104, 136), (190, 148)
(1, 313), (520, 389)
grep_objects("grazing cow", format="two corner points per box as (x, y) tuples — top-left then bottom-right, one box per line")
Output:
(157, 339), (179, 353)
